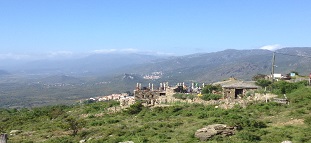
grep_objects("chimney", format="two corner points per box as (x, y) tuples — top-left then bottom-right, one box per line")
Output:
(152, 83), (154, 91)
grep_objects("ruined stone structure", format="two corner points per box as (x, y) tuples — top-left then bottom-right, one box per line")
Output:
(133, 82), (177, 107)
(119, 96), (135, 107)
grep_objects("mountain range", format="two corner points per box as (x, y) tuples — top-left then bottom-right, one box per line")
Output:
(0, 47), (311, 108)
(126, 47), (311, 83)
(1, 47), (311, 82)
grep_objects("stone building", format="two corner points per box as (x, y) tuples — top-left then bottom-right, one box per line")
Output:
(214, 78), (259, 99)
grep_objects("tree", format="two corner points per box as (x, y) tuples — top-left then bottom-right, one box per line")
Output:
(255, 79), (272, 89)
(125, 102), (143, 115)
(65, 116), (86, 136)
(201, 84), (222, 94)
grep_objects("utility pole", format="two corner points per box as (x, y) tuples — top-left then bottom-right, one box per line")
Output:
(309, 73), (311, 86)
(271, 52), (276, 82)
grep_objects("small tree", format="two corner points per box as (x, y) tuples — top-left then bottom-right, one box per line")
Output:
(202, 84), (222, 94)
(65, 116), (86, 136)
(125, 102), (143, 115)
(255, 79), (272, 89)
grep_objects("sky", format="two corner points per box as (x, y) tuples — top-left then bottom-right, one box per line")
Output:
(0, 0), (311, 59)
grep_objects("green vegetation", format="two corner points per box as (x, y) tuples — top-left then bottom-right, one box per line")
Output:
(173, 93), (195, 100)
(1, 80), (311, 142)
(201, 84), (222, 94)
(255, 79), (272, 89)
(173, 84), (222, 101)
(271, 80), (308, 95)
(199, 94), (221, 101)
(199, 84), (222, 101)
(255, 79), (309, 95)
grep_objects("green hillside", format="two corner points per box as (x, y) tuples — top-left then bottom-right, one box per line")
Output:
(1, 81), (311, 143)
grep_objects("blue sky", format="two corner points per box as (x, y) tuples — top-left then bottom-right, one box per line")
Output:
(0, 0), (310, 59)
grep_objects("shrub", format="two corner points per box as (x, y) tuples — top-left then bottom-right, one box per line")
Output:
(173, 93), (195, 100)
(200, 94), (221, 101)
(271, 80), (308, 95)
(255, 79), (272, 89)
(65, 116), (86, 136)
(304, 116), (311, 126)
(201, 84), (222, 94)
(125, 102), (143, 115)
(238, 131), (261, 142)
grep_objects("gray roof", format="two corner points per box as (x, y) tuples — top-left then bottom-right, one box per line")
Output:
(213, 79), (259, 89)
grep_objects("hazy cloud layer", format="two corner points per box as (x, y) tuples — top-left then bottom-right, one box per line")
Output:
(0, 53), (31, 60)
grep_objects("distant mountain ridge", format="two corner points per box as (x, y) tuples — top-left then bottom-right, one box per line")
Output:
(1, 47), (310, 83)
(1, 53), (163, 76)
(126, 47), (311, 83)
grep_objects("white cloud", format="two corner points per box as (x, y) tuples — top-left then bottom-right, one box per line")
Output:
(92, 48), (138, 54)
(260, 44), (283, 51)
(92, 49), (117, 54)
(120, 48), (138, 52)
(139, 50), (175, 56)
(47, 51), (74, 58)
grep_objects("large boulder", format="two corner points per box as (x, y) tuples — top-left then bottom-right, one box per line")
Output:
(195, 124), (236, 141)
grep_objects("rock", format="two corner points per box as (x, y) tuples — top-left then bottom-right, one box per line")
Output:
(281, 141), (292, 143)
(9, 130), (22, 136)
(119, 141), (134, 143)
(195, 124), (235, 141)
(79, 139), (86, 143)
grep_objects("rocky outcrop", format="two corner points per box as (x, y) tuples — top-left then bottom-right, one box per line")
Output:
(9, 130), (22, 136)
(281, 141), (292, 143)
(195, 124), (236, 141)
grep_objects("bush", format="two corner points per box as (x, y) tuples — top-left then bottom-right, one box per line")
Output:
(271, 80), (308, 95)
(304, 116), (311, 126)
(173, 93), (195, 100)
(238, 131), (261, 142)
(255, 79), (272, 88)
(201, 84), (222, 94)
(125, 102), (143, 115)
(200, 94), (221, 101)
